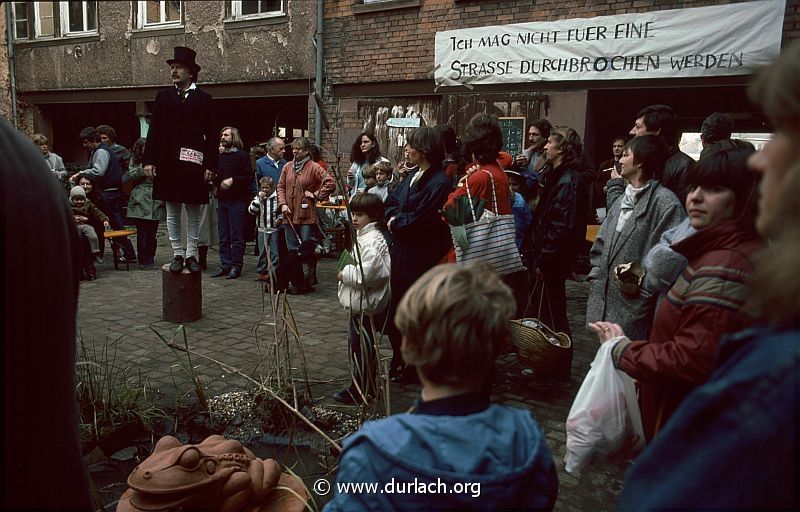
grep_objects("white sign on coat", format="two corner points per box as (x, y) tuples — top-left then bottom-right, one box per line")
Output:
(434, 0), (785, 87)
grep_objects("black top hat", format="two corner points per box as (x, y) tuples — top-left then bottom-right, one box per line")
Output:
(166, 46), (201, 74)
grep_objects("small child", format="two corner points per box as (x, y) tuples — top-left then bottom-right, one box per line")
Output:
(326, 264), (558, 510)
(70, 186), (110, 280)
(367, 160), (394, 202)
(504, 170), (533, 251)
(248, 176), (282, 282)
(362, 165), (378, 192)
(334, 193), (391, 405)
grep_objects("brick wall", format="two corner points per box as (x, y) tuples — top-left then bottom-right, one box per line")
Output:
(315, 0), (799, 167)
(324, 0), (799, 86)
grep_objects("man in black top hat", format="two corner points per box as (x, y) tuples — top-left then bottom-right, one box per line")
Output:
(142, 46), (218, 273)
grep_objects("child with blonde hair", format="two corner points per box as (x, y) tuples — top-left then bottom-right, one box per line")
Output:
(327, 263), (558, 510)
(367, 160), (394, 202)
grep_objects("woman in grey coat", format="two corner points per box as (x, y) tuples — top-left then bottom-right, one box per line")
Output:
(586, 135), (686, 340)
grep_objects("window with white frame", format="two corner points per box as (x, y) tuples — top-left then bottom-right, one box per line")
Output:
(34, 2), (56, 38)
(12, 1), (98, 40)
(230, 0), (284, 20)
(61, 1), (97, 35)
(136, 1), (182, 29)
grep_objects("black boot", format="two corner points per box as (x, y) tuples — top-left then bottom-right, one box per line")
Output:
(198, 245), (208, 270)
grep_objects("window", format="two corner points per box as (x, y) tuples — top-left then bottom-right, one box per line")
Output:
(61, 1), (97, 35)
(12, 1), (98, 40)
(230, 0), (284, 20)
(136, 1), (182, 29)
(13, 3), (29, 39)
(34, 2), (55, 38)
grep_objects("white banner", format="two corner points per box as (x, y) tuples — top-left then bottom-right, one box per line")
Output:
(434, 0), (785, 87)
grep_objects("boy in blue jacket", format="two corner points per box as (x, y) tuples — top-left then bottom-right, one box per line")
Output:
(325, 263), (558, 510)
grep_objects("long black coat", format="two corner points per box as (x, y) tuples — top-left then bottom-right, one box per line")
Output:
(142, 86), (218, 204)
(384, 166), (453, 300)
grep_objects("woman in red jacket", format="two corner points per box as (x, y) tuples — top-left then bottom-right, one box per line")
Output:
(590, 141), (762, 442)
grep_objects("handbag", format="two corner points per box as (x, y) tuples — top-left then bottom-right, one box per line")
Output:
(511, 278), (571, 374)
(450, 170), (526, 276)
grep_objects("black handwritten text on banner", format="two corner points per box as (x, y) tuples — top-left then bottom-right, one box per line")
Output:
(434, 0), (784, 87)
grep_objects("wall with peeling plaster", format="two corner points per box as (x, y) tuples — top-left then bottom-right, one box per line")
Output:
(0, 8), (11, 123)
(12, 1), (316, 92)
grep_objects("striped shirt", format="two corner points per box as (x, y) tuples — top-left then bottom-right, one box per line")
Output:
(249, 191), (280, 234)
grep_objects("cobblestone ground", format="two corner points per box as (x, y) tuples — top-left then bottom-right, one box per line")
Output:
(77, 226), (626, 511)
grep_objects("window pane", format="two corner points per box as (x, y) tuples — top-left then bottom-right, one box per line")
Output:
(165, 1), (180, 21)
(86, 1), (97, 30)
(241, 0), (259, 15)
(39, 16), (54, 36)
(68, 2), (84, 32)
(15, 20), (29, 38)
(146, 1), (160, 23)
(265, 0), (282, 12)
(13, 2), (29, 37)
(37, 1), (55, 36)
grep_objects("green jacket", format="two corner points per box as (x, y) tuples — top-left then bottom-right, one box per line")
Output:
(126, 163), (166, 221)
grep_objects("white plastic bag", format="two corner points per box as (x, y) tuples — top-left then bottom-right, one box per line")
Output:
(564, 339), (645, 476)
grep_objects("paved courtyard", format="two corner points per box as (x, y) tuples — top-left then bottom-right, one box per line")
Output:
(77, 227), (626, 511)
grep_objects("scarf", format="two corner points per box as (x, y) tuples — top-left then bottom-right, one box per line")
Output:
(616, 181), (649, 233)
(293, 156), (310, 174)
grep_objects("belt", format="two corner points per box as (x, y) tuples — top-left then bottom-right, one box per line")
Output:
(103, 188), (120, 192)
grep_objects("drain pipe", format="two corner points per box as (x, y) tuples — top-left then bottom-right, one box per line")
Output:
(314, 0), (323, 145)
(5, 2), (19, 128)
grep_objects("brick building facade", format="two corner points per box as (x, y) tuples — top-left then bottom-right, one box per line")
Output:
(318, 0), (799, 172)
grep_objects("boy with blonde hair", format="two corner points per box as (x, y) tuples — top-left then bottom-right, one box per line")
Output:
(326, 264), (558, 510)
(367, 160), (394, 202)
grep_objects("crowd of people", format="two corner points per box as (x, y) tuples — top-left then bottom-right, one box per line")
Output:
(13, 42), (798, 510)
(325, 42), (799, 510)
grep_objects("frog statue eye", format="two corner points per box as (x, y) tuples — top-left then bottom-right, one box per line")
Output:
(176, 447), (218, 475)
(177, 447), (201, 470)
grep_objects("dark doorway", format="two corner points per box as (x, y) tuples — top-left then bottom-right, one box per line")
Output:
(38, 102), (140, 166)
(585, 83), (767, 168)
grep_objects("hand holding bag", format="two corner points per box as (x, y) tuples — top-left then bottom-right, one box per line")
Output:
(449, 170), (526, 276)
(564, 339), (645, 477)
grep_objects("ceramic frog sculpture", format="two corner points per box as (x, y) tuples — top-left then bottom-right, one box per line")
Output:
(117, 435), (307, 512)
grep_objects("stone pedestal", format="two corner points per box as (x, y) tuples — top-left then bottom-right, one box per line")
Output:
(161, 265), (202, 323)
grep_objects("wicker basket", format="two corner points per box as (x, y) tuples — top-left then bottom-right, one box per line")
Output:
(510, 318), (572, 374)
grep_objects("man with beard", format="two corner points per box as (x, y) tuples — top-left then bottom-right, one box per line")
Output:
(143, 46), (218, 273)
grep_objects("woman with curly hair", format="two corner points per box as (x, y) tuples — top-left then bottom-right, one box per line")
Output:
(347, 131), (388, 198)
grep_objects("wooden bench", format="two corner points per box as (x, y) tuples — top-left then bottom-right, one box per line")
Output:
(103, 229), (136, 270)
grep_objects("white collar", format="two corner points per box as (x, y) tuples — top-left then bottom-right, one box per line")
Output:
(176, 82), (197, 94)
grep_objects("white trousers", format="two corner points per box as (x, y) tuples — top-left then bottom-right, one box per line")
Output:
(166, 202), (202, 258)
